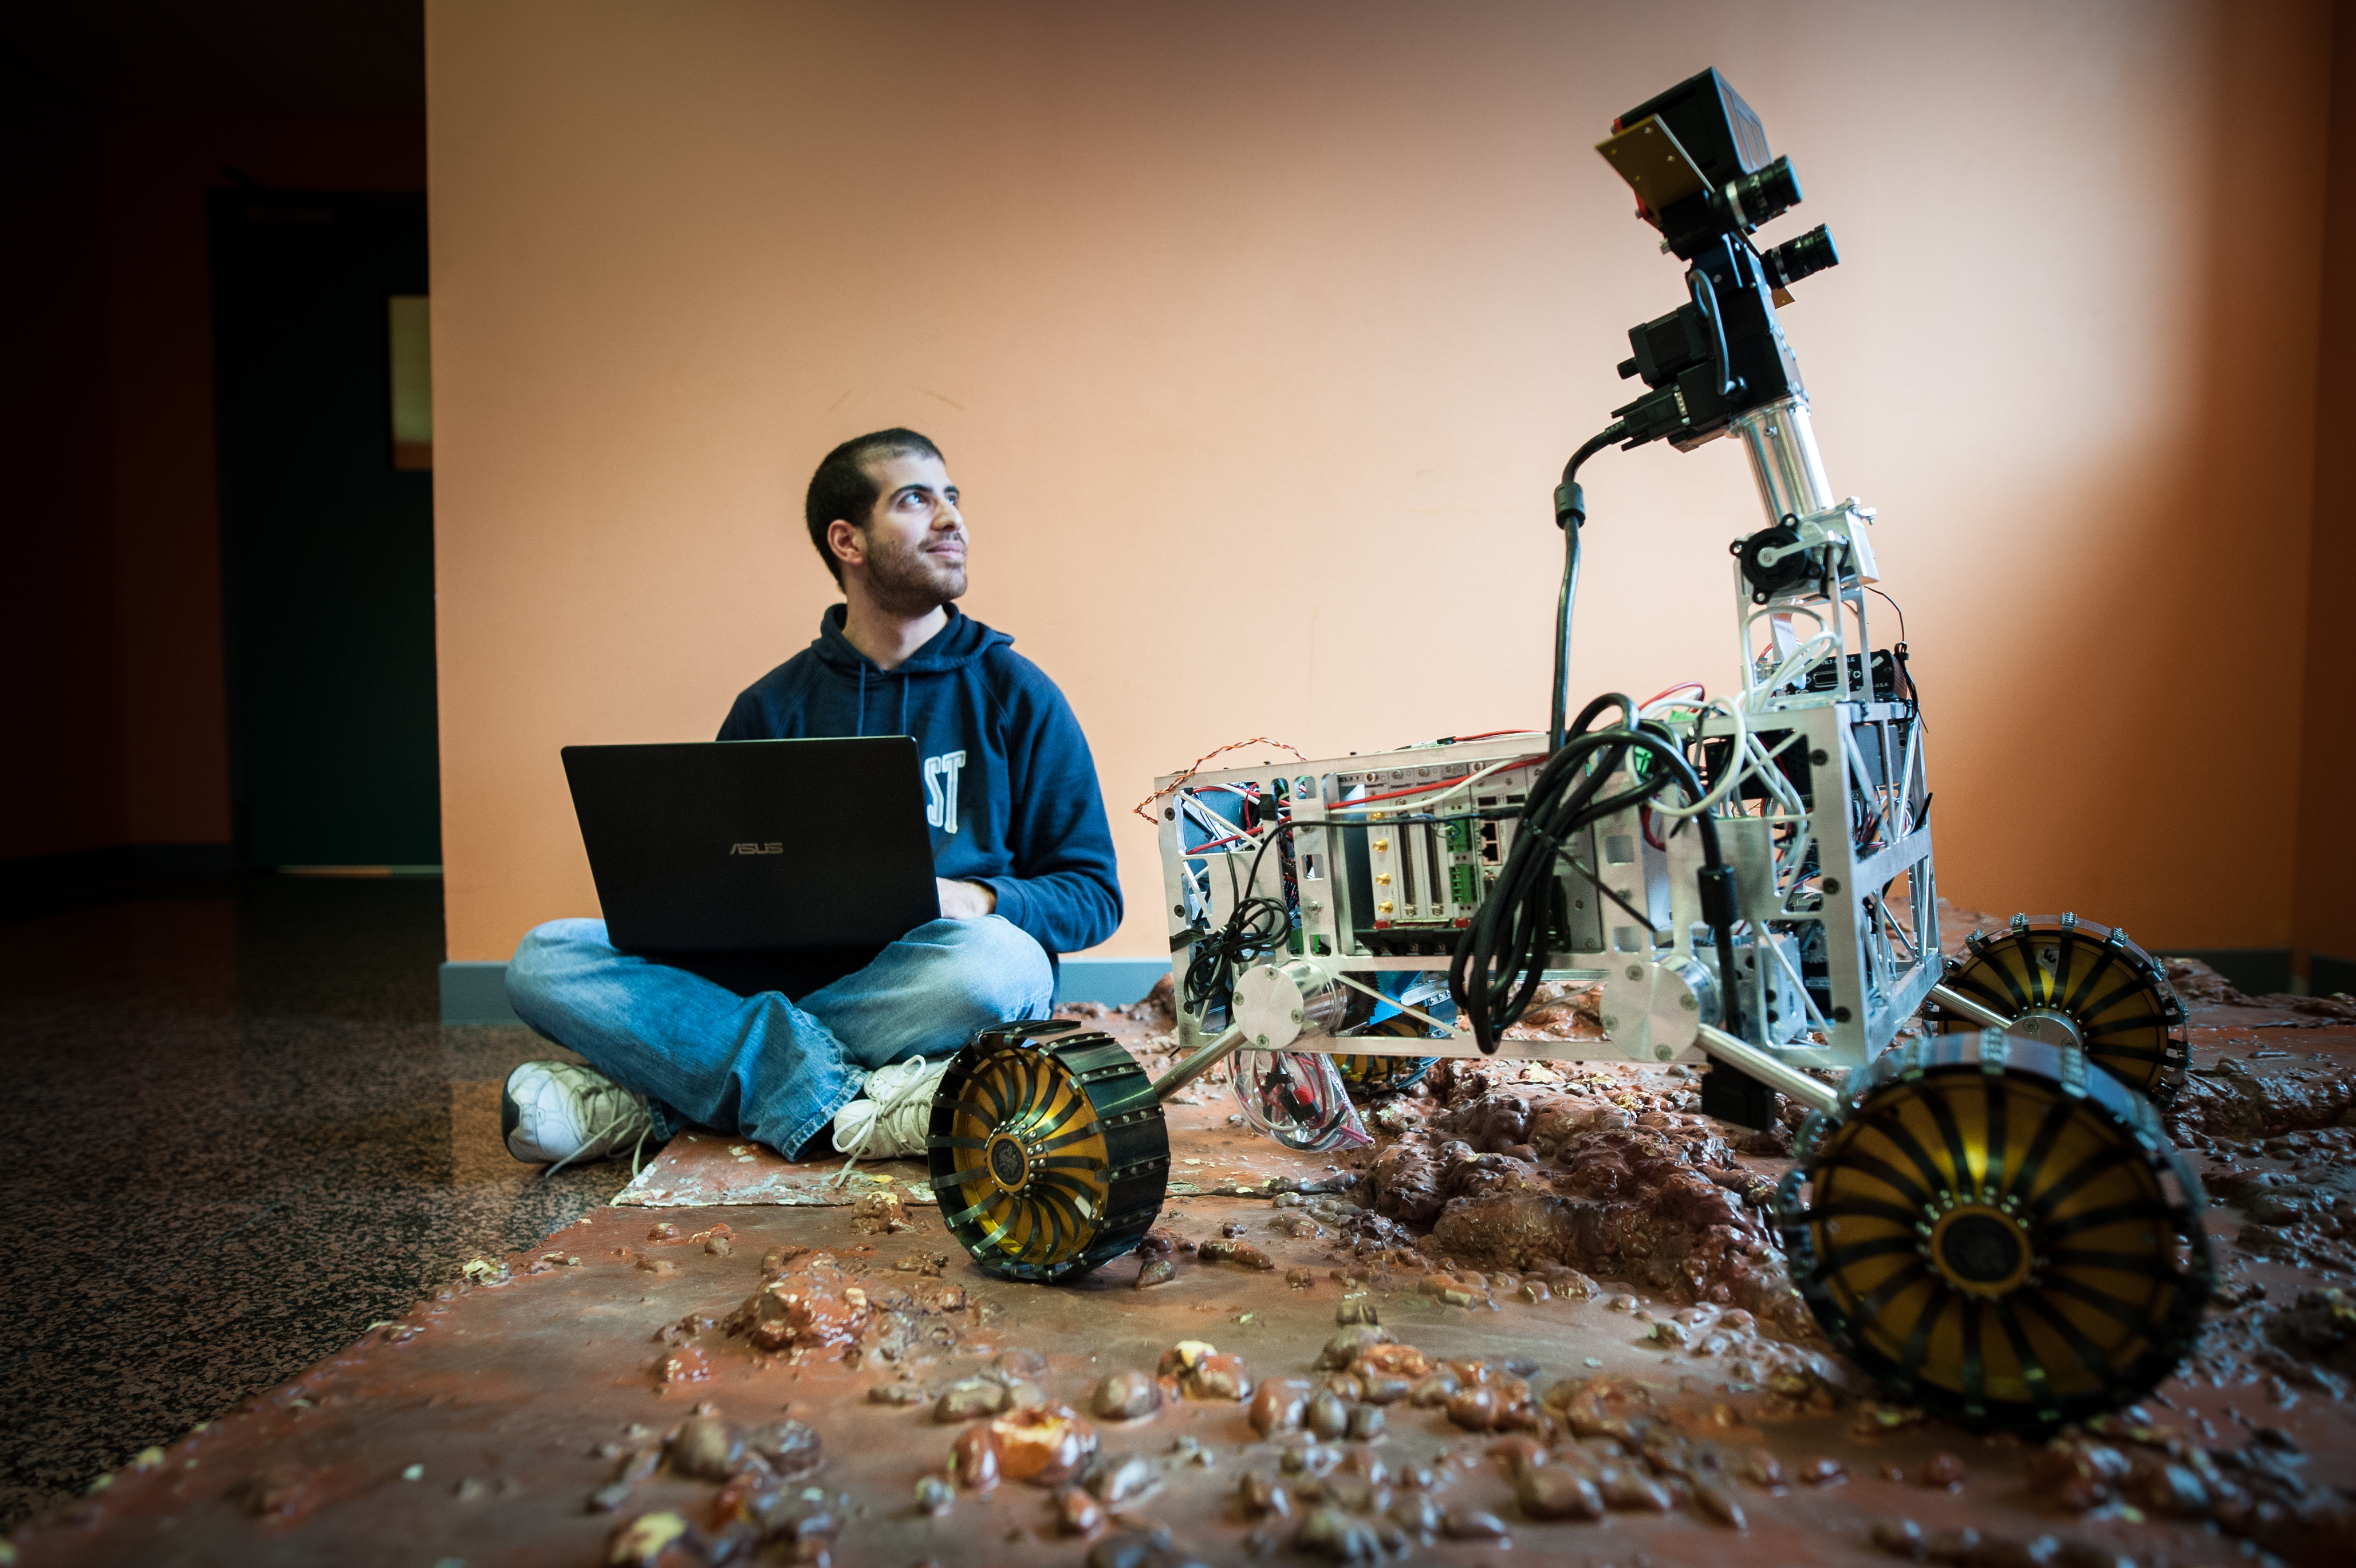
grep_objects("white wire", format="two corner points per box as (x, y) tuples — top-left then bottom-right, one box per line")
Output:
(1752, 632), (1844, 702)
(1330, 969), (1467, 1042)
(1648, 696), (1750, 818)
(1318, 753), (1545, 820)
(1718, 729), (1807, 817)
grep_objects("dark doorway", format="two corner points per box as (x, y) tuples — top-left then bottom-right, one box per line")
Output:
(212, 190), (439, 868)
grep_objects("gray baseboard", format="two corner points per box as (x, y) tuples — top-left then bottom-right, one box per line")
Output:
(438, 954), (1172, 1025)
(1056, 956), (1171, 1007)
(2308, 952), (2356, 998)
(2166, 947), (2292, 997)
(440, 960), (521, 1025)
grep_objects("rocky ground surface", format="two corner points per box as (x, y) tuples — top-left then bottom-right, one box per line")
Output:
(10, 905), (2355, 1566)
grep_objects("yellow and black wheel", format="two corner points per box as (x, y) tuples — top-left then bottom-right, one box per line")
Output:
(1930, 913), (2187, 1104)
(1775, 1031), (2210, 1433)
(927, 1019), (1170, 1283)
(1334, 1052), (1437, 1097)
(1335, 1012), (1439, 1098)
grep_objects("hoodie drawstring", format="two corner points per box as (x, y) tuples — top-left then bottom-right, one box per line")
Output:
(899, 675), (909, 738)
(856, 664), (867, 738)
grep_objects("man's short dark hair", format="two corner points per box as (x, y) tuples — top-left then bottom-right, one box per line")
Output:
(804, 428), (944, 584)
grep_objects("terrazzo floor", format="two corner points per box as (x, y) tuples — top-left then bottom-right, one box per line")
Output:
(0, 876), (623, 1528)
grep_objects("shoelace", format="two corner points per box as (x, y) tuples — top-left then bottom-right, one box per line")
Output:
(541, 1098), (653, 1181)
(826, 1056), (934, 1189)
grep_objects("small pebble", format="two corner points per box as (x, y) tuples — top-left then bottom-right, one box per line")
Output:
(1872, 1517), (1926, 1559)
(1691, 1477), (1748, 1530)
(1441, 1507), (1511, 1541)
(1093, 1369), (1163, 1421)
(1057, 1487), (1105, 1535)
(1920, 1451), (1967, 1490)
(1516, 1467), (1604, 1520)
(1238, 1472), (1290, 1519)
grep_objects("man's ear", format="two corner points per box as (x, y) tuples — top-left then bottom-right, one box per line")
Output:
(825, 518), (863, 573)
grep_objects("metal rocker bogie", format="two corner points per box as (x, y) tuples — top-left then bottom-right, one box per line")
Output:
(924, 1019), (1171, 1283)
(1774, 1029), (2210, 1433)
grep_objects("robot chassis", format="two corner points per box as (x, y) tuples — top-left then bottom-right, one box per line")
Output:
(925, 70), (2209, 1433)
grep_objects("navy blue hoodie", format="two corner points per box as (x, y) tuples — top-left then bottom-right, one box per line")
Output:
(716, 605), (1122, 960)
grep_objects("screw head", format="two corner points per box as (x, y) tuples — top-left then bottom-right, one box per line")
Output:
(1601, 1014), (1620, 1030)
(1626, 964), (1645, 980)
(1823, 878), (1842, 895)
(1290, 1010), (1303, 1023)
(1255, 1034), (1270, 1046)
(1810, 750), (1828, 766)
(1164, 807), (1176, 820)
(1655, 1045), (1673, 1061)
(1680, 995), (1698, 1011)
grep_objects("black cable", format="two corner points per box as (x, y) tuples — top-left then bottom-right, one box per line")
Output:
(1866, 585), (1908, 645)
(1549, 426), (1625, 752)
(1548, 522), (1582, 755)
(1449, 711), (1743, 1055)
(1181, 820), (1291, 1015)
(1688, 266), (1738, 400)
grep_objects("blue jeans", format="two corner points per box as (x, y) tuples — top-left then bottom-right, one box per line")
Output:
(505, 916), (1055, 1159)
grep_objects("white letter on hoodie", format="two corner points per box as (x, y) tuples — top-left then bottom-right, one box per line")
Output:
(924, 750), (968, 834)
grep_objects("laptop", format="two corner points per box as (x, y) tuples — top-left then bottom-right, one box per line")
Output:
(561, 737), (941, 953)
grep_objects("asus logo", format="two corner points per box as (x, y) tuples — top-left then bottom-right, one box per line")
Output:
(729, 842), (785, 856)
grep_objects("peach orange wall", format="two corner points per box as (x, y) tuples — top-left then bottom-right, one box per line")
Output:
(2294, 5), (2356, 968)
(428, 0), (2333, 963)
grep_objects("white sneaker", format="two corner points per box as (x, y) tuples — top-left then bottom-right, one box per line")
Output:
(502, 1060), (653, 1173)
(832, 1055), (952, 1160)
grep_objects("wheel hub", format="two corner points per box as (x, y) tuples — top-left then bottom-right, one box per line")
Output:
(1926, 1201), (2032, 1295)
(2007, 1007), (2083, 1051)
(985, 1132), (1030, 1192)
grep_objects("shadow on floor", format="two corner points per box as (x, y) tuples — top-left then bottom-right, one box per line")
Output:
(0, 874), (624, 1527)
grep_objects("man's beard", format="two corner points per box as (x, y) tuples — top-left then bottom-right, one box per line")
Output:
(862, 530), (967, 617)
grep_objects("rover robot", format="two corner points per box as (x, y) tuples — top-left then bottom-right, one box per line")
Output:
(926, 69), (2209, 1433)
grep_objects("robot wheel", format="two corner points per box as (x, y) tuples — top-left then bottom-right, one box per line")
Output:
(925, 1020), (1171, 1283)
(1930, 913), (2188, 1104)
(1334, 1051), (1437, 1097)
(1775, 1030), (2209, 1433)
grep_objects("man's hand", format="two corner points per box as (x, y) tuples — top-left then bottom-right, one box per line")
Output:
(936, 878), (998, 920)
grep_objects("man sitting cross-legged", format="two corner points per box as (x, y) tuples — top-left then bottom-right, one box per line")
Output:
(500, 428), (1122, 1172)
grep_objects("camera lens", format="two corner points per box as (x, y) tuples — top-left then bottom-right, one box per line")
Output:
(1731, 155), (1802, 229)
(1766, 224), (1841, 289)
